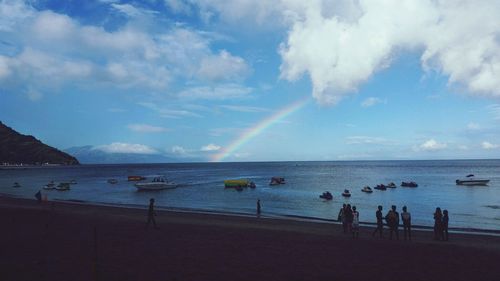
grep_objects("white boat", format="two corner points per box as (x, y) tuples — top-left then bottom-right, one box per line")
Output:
(43, 181), (56, 190)
(56, 182), (71, 191)
(361, 186), (373, 193)
(135, 177), (177, 191)
(342, 189), (351, 197)
(456, 174), (490, 186)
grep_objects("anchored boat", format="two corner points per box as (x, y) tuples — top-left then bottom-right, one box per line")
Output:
(135, 177), (177, 191)
(456, 174), (490, 186)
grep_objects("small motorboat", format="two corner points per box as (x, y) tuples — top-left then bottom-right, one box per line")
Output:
(128, 175), (146, 181)
(386, 182), (397, 188)
(341, 189), (351, 197)
(135, 177), (177, 191)
(55, 183), (71, 191)
(269, 177), (286, 185)
(401, 181), (418, 187)
(374, 184), (387, 190)
(12, 182), (21, 188)
(361, 186), (373, 193)
(107, 179), (118, 184)
(319, 191), (333, 200)
(43, 181), (56, 190)
(456, 174), (489, 186)
(249, 181), (256, 188)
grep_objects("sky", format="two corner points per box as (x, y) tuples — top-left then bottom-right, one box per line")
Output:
(1, 0), (500, 162)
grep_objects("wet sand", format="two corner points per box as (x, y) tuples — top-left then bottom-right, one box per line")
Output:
(1, 195), (500, 281)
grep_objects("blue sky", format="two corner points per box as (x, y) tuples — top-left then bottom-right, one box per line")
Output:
(1, 0), (500, 162)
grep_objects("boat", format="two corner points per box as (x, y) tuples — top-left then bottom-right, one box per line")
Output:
(12, 182), (21, 188)
(374, 184), (387, 190)
(135, 177), (177, 191)
(401, 181), (418, 187)
(386, 182), (397, 188)
(69, 180), (77, 184)
(224, 179), (250, 188)
(269, 177), (286, 185)
(249, 181), (256, 188)
(43, 181), (56, 190)
(456, 174), (490, 186)
(107, 179), (118, 184)
(55, 183), (71, 191)
(319, 191), (333, 200)
(361, 186), (373, 193)
(128, 176), (146, 181)
(341, 189), (351, 197)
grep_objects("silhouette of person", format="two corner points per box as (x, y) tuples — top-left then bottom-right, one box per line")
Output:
(385, 205), (399, 240)
(256, 199), (261, 217)
(338, 204), (347, 233)
(345, 204), (353, 234)
(146, 198), (159, 229)
(372, 205), (384, 238)
(401, 206), (411, 240)
(442, 209), (449, 241)
(433, 207), (442, 240)
(352, 206), (360, 239)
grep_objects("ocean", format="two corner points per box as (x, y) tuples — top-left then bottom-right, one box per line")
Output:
(1, 160), (500, 231)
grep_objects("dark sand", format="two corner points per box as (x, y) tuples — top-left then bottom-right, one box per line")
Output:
(1, 196), (500, 281)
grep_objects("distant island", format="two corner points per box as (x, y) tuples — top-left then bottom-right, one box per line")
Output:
(0, 121), (79, 166)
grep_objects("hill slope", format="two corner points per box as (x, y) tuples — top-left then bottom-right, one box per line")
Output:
(0, 121), (79, 165)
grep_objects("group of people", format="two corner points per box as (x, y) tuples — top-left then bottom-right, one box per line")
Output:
(339, 204), (449, 241)
(433, 207), (449, 241)
(337, 204), (361, 239)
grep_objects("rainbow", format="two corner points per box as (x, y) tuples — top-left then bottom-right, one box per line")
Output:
(212, 97), (310, 162)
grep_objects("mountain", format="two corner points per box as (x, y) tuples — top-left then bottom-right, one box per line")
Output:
(0, 121), (79, 165)
(64, 146), (181, 164)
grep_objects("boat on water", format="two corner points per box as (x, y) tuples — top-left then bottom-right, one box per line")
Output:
(128, 176), (146, 181)
(319, 191), (333, 200)
(224, 179), (251, 188)
(269, 177), (285, 185)
(401, 181), (418, 187)
(12, 182), (21, 188)
(43, 181), (56, 190)
(361, 186), (373, 193)
(374, 184), (387, 190)
(342, 189), (351, 197)
(107, 179), (118, 184)
(56, 183), (70, 191)
(386, 182), (397, 188)
(456, 174), (490, 186)
(135, 177), (177, 191)
(69, 180), (77, 184)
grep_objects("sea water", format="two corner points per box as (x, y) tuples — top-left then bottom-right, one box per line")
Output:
(1, 160), (500, 231)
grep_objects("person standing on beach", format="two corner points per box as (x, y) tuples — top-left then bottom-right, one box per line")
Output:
(345, 204), (353, 234)
(352, 206), (360, 239)
(385, 205), (399, 240)
(442, 209), (449, 241)
(433, 207), (443, 240)
(338, 204), (347, 233)
(256, 199), (261, 217)
(372, 205), (384, 238)
(401, 206), (411, 240)
(146, 198), (159, 229)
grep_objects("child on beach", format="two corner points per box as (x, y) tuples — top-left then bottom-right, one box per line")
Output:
(401, 206), (411, 241)
(442, 210), (449, 241)
(352, 206), (359, 239)
(372, 205), (384, 238)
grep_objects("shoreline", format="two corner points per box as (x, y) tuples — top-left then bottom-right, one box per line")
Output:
(2, 195), (500, 281)
(3, 192), (500, 236)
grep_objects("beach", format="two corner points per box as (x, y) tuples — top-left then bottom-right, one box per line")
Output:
(1, 196), (500, 281)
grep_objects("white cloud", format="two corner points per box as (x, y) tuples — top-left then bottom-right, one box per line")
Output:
(197, 50), (250, 81)
(276, 0), (500, 105)
(361, 97), (384, 108)
(201, 143), (221, 151)
(487, 104), (500, 120)
(26, 88), (42, 101)
(164, 0), (193, 15)
(415, 139), (447, 152)
(138, 102), (203, 119)
(95, 142), (157, 154)
(127, 124), (168, 133)
(467, 122), (480, 130)
(171, 145), (187, 154)
(219, 105), (269, 113)
(346, 136), (391, 145)
(178, 84), (252, 100)
(481, 141), (499, 150)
